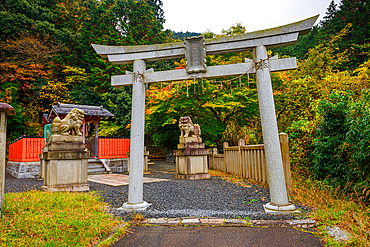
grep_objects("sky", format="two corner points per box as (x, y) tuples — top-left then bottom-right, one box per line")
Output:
(161, 0), (341, 34)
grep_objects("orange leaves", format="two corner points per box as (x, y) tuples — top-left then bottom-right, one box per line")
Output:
(0, 62), (52, 83)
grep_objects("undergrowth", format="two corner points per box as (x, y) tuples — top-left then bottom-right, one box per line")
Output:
(210, 169), (370, 246)
(0, 190), (127, 246)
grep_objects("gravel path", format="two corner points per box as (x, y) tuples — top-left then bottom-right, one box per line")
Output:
(4, 160), (311, 220)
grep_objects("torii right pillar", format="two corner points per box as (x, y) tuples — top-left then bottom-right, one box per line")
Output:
(254, 46), (297, 214)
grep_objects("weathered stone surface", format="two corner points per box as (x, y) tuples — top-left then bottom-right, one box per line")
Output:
(0, 107), (13, 217)
(176, 155), (208, 175)
(50, 108), (84, 136)
(48, 135), (84, 144)
(112, 58), (298, 86)
(224, 219), (249, 224)
(254, 46), (295, 213)
(326, 226), (352, 242)
(101, 158), (128, 173)
(199, 218), (224, 224)
(6, 161), (40, 179)
(121, 59), (150, 210)
(43, 158), (89, 192)
(147, 218), (167, 224)
(92, 15), (318, 64)
(184, 36), (207, 74)
(178, 116), (201, 144)
(174, 148), (209, 156)
(177, 142), (205, 149)
(175, 173), (210, 180)
(286, 219), (316, 226)
(175, 116), (209, 180)
(182, 218), (200, 224)
(48, 141), (85, 151)
(44, 150), (90, 160)
(42, 184), (89, 192)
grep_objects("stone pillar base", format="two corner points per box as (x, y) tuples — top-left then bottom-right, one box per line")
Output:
(117, 201), (152, 211)
(174, 143), (209, 180)
(42, 184), (89, 192)
(6, 161), (40, 179)
(43, 148), (90, 192)
(263, 202), (300, 215)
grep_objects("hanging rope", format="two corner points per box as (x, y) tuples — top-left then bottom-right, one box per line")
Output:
(134, 56), (273, 96)
(194, 78), (196, 94)
(230, 80), (233, 96)
(202, 78), (204, 94)
(186, 80), (189, 97)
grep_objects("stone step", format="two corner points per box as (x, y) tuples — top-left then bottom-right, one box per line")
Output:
(88, 171), (109, 175)
(88, 167), (106, 174)
(88, 164), (104, 169)
(87, 159), (110, 175)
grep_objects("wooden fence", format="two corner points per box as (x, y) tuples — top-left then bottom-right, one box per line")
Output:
(98, 137), (130, 159)
(8, 136), (44, 162)
(209, 133), (292, 194)
(9, 136), (130, 161)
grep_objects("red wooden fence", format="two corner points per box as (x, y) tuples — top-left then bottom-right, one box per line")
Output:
(8, 136), (130, 161)
(8, 136), (44, 162)
(98, 137), (130, 159)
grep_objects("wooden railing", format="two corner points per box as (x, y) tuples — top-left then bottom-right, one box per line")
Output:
(9, 136), (131, 162)
(98, 137), (130, 159)
(8, 136), (44, 162)
(209, 133), (292, 194)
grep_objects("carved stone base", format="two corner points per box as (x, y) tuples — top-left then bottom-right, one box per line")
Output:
(174, 147), (209, 180)
(6, 161), (40, 179)
(179, 136), (202, 145)
(42, 184), (89, 192)
(43, 151), (89, 192)
(49, 134), (83, 143)
(48, 142), (86, 151)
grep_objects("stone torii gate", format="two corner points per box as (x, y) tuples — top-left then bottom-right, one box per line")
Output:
(92, 15), (318, 213)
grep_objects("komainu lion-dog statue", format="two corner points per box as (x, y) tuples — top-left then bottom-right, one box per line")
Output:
(51, 108), (84, 136)
(179, 116), (201, 140)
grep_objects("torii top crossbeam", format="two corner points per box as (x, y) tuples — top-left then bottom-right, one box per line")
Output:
(92, 15), (318, 86)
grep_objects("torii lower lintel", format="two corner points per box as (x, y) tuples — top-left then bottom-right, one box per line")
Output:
(111, 57), (297, 86)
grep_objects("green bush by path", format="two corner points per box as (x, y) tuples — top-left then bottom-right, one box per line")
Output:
(0, 190), (127, 246)
(310, 91), (370, 200)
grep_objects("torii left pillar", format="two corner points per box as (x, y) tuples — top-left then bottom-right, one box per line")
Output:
(0, 103), (15, 217)
(118, 59), (151, 211)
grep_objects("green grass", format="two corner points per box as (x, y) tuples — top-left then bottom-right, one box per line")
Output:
(0, 190), (127, 246)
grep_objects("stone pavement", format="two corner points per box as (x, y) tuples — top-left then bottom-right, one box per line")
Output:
(109, 217), (323, 247)
(141, 217), (317, 228)
(87, 174), (169, 187)
(112, 226), (322, 247)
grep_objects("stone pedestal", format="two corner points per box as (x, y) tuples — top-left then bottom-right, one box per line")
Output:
(174, 141), (209, 180)
(42, 136), (89, 192)
(0, 103), (15, 218)
(6, 161), (40, 179)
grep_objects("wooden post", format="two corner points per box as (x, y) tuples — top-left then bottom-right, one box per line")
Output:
(94, 121), (99, 159)
(279, 133), (292, 195)
(223, 142), (229, 173)
(0, 103), (15, 217)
